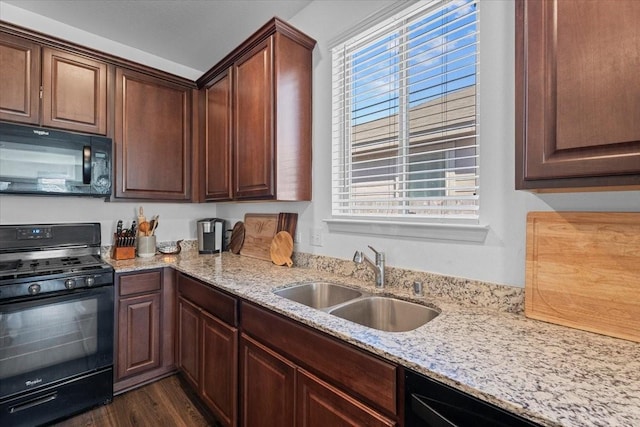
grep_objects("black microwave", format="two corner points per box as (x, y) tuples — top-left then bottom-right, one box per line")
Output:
(0, 122), (112, 197)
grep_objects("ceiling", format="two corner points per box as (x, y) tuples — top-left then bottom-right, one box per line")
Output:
(3, 0), (313, 73)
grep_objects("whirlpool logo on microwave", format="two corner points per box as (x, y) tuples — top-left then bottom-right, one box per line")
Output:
(25, 378), (43, 387)
(32, 130), (49, 136)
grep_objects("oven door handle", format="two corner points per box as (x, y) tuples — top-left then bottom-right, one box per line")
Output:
(82, 145), (92, 185)
(10, 392), (57, 413)
(411, 394), (457, 427)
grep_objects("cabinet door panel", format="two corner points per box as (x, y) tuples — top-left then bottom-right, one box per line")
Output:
(201, 311), (238, 427)
(115, 68), (191, 199)
(233, 38), (274, 199)
(0, 33), (40, 124)
(240, 334), (295, 427)
(42, 48), (107, 134)
(297, 369), (395, 427)
(178, 297), (200, 388)
(516, 0), (640, 189)
(117, 292), (161, 380)
(204, 68), (232, 201)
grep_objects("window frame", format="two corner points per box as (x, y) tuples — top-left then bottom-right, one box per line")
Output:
(329, 0), (485, 240)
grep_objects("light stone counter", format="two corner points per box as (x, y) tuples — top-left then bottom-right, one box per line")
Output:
(106, 249), (640, 427)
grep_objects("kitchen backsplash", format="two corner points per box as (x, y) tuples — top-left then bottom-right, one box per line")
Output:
(102, 240), (525, 314)
(292, 252), (524, 313)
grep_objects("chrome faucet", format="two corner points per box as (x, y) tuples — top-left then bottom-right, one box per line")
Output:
(353, 246), (385, 288)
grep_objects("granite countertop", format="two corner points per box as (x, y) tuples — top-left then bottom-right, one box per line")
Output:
(107, 250), (640, 427)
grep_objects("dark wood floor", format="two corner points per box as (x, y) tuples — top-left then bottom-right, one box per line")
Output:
(52, 376), (215, 427)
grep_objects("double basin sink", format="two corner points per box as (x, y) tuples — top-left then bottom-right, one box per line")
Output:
(273, 281), (439, 332)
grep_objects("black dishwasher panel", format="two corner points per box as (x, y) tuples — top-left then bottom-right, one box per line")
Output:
(405, 370), (541, 427)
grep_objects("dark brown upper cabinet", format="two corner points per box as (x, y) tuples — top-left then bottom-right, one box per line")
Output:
(202, 68), (233, 201)
(0, 32), (107, 135)
(114, 68), (192, 200)
(515, 0), (640, 191)
(197, 18), (316, 202)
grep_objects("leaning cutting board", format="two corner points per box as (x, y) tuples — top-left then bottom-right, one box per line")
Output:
(525, 211), (640, 342)
(240, 214), (278, 261)
(270, 231), (294, 267)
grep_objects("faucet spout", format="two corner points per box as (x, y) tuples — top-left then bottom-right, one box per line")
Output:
(353, 246), (385, 288)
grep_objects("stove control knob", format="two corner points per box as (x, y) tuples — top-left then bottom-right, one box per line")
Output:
(65, 279), (76, 289)
(28, 284), (41, 295)
(86, 276), (96, 286)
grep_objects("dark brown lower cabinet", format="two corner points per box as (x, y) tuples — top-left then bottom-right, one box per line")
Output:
(114, 268), (175, 394)
(201, 311), (238, 426)
(240, 335), (295, 427)
(240, 302), (397, 427)
(297, 369), (395, 427)
(177, 273), (238, 427)
(177, 296), (200, 388)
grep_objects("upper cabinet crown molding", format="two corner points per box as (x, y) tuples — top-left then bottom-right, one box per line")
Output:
(515, 0), (640, 191)
(0, 22), (196, 89)
(196, 18), (316, 89)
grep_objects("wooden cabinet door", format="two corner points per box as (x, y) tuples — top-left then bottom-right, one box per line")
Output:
(0, 33), (40, 125)
(116, 292), (161, 380)
(297, 369), (395, 427)
(42, 48), (107, 134)
(233, 38), (275, 200)
(177, 297), (200, 389)
(516, 0), (640, 190)
(203, 68), (233, 201)
(240, 334), (295, 427)
(115, 68), (191, 200)
(201, 310), (238, 427)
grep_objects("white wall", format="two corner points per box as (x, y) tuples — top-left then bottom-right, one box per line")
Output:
(1, 0), (638, 286)
(0, 195), (217, 245)
(218, 0), (640, 287)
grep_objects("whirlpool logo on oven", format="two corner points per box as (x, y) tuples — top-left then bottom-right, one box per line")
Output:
(25, 378), (43, 387)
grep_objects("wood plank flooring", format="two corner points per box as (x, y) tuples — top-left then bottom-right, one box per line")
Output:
(52, 376), (216, 427)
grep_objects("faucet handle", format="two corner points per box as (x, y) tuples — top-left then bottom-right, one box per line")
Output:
(367, 245), (384, 261)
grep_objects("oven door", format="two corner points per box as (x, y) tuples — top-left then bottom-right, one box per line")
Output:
(0, 285), (114, 400)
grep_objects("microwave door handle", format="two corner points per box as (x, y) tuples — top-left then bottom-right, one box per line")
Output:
(82, 145), (91, 184)
(411, 394), (457, 427)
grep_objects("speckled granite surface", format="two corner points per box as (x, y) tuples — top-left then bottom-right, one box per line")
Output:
(105, 248), (640, 427)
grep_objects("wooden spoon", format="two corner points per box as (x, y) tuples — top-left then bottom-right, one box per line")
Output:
(138, 221), (150, 236)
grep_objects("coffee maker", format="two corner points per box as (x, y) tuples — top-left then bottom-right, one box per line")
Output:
(197, 218), (227, 254)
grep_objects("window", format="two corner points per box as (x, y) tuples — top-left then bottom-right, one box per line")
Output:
(331, 0), (479, 223)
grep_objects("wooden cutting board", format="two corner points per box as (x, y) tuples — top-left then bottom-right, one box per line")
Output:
(240, 214), (278, 261)
(229, 221), (245, 254)
(525, 211), (640, 342)
(270, 231), (293, 267)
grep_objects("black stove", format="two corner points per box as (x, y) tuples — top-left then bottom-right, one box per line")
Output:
(0, 223), (113, 301)
(0, 222), (114, 426)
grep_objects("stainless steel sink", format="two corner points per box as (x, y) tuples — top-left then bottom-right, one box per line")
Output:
(273, 282), (363, 309)
(329, 296), (439, 332)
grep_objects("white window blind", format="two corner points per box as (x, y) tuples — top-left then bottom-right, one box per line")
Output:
(331, 0), (479, 222)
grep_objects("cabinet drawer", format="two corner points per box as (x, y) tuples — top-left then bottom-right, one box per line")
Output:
(177, 273), (237, 326)
(241, 302), (397, 416)
(119, 270), (162, 296)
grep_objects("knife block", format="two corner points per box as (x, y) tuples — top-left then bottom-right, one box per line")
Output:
(112, 233), (136, 260)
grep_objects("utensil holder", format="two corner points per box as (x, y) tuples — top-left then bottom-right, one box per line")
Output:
(137, 235), (157, 258)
